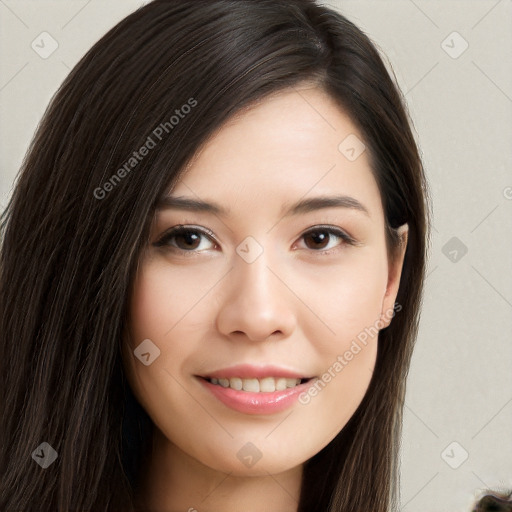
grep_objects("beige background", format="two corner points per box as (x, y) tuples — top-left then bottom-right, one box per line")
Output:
(1, 1), (511, 510)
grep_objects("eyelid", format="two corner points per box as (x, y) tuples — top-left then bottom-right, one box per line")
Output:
(301, 224), (357, 244)
(153, 224), (218, 248)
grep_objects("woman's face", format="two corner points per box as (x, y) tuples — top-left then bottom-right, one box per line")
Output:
(123, 84), (407, 477)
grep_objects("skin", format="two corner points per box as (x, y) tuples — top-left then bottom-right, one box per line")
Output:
(122, 83), (408, 512)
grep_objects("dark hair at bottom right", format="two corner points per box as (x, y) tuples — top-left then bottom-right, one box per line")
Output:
(472, 490), (512, 511)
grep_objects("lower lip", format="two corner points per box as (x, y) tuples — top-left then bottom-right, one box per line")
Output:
(197, 377), (315, 415)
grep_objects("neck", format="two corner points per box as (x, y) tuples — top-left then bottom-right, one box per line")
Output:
(133, 425), (303, 512)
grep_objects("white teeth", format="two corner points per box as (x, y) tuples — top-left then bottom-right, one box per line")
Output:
(218, 378), (229, 388)
(229, 377), (243, 390)
(259, 377), (276, 392)
(242, 378), (260, 392)
(275, 378), (288, 391)
(207, 376), (304, 392)
(286, 378), (298, 388)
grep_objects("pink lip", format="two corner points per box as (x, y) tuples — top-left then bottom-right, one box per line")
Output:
(198, 378), (314, 415)
(198, 364), (313, 380)
(196, 364), (316, 415)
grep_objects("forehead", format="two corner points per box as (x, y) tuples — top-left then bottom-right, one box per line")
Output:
(166, 86), (384, 223)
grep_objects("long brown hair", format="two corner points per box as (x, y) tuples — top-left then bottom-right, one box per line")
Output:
(0, 1), (431, 510)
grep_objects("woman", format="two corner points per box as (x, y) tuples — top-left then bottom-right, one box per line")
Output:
(0, 0), (431, 510)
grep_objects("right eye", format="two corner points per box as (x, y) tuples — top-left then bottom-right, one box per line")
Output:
(153, 225), (218, 255)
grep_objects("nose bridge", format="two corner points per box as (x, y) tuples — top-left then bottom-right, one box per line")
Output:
(232, 233), (280, 308)
(236, 237), (275, 297)
(215, 234), (295, 341)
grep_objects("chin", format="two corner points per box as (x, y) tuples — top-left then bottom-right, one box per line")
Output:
(198, 449), (303, 477)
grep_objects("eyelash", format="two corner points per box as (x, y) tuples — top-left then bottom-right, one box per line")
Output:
(153, 224), (357, 257)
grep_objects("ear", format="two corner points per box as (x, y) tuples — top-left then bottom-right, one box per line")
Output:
(379, 223), (408, 329)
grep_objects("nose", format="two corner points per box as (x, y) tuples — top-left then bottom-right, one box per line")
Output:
(215, 247), (296, 343)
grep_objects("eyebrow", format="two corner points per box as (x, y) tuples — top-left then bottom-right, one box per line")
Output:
(156, 194), (371, 218)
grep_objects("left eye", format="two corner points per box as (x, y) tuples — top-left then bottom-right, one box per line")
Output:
(154, 225), (355, 255)
(298, 226), (355, 253)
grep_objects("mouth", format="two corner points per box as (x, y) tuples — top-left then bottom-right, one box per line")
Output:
(195, 364), (318, 414)
(196, 374), (317, 415)
(198, 375), (313, 393)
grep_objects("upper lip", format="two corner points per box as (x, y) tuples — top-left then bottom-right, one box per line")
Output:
(198, 364), (314, 380)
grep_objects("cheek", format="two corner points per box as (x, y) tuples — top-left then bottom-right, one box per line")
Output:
(292, 250), (385, 424)
(295, 249), (388, 356)
(129, 262), (180, 341)
(124, 262), (194, 409)
(299, 341), (378, 452)
(128, 259), (218, 344)
(123, 263), (208, 446)
(124, 257), (226, 410)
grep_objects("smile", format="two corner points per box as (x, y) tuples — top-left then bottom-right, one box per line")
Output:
(196, 375), (317, 415)
(204, 376), (311, 392)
